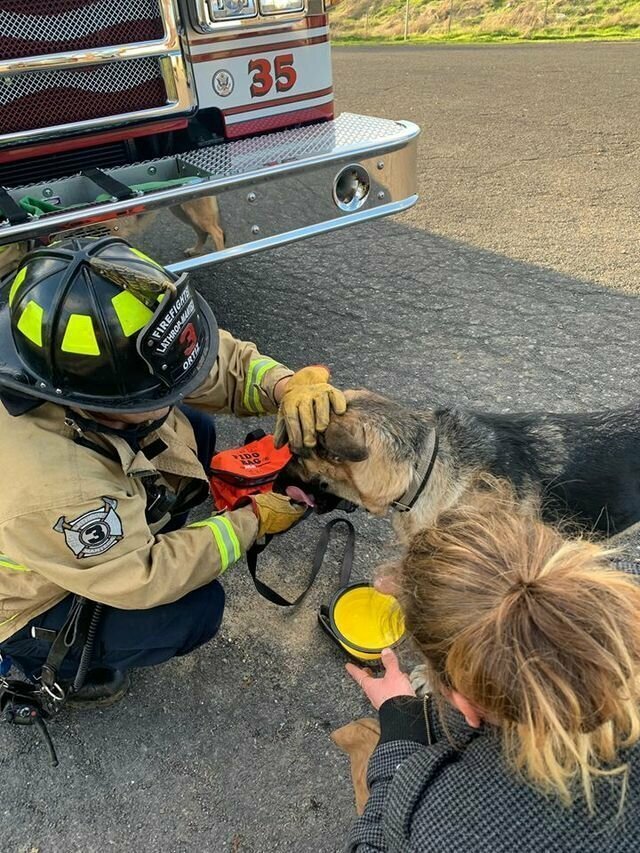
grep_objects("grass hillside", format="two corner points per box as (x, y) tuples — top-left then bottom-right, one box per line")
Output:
(331, 0), (640, 42)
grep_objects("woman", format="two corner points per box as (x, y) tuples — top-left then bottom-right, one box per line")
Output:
(346, 482), (640, 852)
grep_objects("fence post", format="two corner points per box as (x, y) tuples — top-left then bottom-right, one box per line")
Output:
(543, 0), (549, 27)
(365, 9), (369, 38)
(404, 0), (410, 41)
(447, 0), (454, 34)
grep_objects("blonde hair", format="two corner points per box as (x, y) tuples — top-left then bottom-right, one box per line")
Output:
(398, 479), (640, 811)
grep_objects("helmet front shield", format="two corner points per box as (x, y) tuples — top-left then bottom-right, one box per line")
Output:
(137, 274), (212, 392)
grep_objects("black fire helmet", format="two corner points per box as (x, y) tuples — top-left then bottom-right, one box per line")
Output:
(0, 236), (218, 413)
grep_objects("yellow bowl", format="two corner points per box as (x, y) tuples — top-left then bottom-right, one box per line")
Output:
(329, 582), (405, 662)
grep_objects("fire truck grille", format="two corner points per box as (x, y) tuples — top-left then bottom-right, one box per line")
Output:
(0, 0), (165, 60)
(0, 58), (168, 136)
(0, 141), (130, 188)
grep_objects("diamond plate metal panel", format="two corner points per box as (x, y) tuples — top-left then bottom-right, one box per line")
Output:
(181, 113), (410, 177)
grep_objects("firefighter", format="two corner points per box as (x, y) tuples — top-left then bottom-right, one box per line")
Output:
(0, 237), (346, 707)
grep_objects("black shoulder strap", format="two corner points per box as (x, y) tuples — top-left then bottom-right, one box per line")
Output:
(72, 433), (120, 463)
(246, 517), (355, 607)
(0, 186), (30, 225)
(81, 168), (136, 201)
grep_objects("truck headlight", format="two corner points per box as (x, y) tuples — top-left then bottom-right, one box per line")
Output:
(208, 0), (258, 20)
(259, 0), (304, 14)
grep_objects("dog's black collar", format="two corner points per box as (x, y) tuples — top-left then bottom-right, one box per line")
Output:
(391, 431), (439, 513)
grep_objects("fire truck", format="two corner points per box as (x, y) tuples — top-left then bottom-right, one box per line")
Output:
(0, 0), (418, 276)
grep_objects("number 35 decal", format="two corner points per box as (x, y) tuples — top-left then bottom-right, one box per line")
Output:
(249, 53), (297, 98)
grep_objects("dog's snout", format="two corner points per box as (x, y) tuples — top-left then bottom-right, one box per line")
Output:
(319, 480), (330, 492)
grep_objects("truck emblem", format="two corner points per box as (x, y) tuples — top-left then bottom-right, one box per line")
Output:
(213, 70), (234, 97)
(53, 497), (124, 559)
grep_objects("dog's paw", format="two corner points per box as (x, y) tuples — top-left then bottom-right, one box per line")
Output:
(409, 664), (431, 697)
(183, 245), (202, 258)
(373, 559), (402, 596)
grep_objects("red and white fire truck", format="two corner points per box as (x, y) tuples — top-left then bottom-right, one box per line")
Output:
(0, 0), (418, 275)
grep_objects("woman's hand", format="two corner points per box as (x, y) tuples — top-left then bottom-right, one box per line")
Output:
(346, 648), (416, 710)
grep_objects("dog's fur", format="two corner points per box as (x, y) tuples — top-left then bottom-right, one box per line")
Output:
(331, 718), (380, 814)
(285, 390), (640, 542)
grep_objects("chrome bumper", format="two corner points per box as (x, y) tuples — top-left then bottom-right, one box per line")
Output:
(0, 113), (419, 274)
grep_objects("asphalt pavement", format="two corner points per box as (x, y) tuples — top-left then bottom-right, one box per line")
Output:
(333, 41), (640, 293)
(3, 43), (640, 853)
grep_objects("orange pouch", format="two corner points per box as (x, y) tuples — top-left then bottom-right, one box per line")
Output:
(209, 431), (292, 511)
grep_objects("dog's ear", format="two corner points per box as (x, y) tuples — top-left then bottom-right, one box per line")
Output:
(321, 419), (369, 462)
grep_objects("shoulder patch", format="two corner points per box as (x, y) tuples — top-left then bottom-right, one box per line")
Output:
(54, 497), (124, 559)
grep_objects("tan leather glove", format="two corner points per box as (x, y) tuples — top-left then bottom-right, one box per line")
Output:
(273, 365), (347, 451)
(251, 492), (307, 538)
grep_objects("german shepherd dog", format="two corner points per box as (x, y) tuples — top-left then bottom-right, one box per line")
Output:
(283, 390), (640, 542)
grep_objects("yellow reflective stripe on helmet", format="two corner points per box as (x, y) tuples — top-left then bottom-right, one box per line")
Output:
(0, 554), (29, 572)
(111, 290), (154, 337)
(131, 248), (163, 269)
(243, 358), (281, 414)
(16, 299), (43, 347)
(61, 314), (101, 356)
(8, 266), (27, 307)
(189, 516), (241, 573)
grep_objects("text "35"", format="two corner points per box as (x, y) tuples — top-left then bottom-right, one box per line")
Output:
(249, 54), (297, 98)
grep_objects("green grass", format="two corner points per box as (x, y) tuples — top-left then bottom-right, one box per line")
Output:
(333, 28), (640, 44)
(330, 0), (640, 44)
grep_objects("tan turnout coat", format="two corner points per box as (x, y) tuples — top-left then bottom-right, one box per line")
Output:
(0, 330), (292, 642)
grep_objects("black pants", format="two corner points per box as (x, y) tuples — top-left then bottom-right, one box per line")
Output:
(1, 405), (222, 681)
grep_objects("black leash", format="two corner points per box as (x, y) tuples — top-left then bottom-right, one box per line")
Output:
(246, 517), (396, 665)
(246, 517), (355, 607)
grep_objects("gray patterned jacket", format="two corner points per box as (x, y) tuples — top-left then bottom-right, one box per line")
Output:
(347, 696), (639, 853)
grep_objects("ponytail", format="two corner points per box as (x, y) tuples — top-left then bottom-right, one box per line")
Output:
(399, 479), (640, 810)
